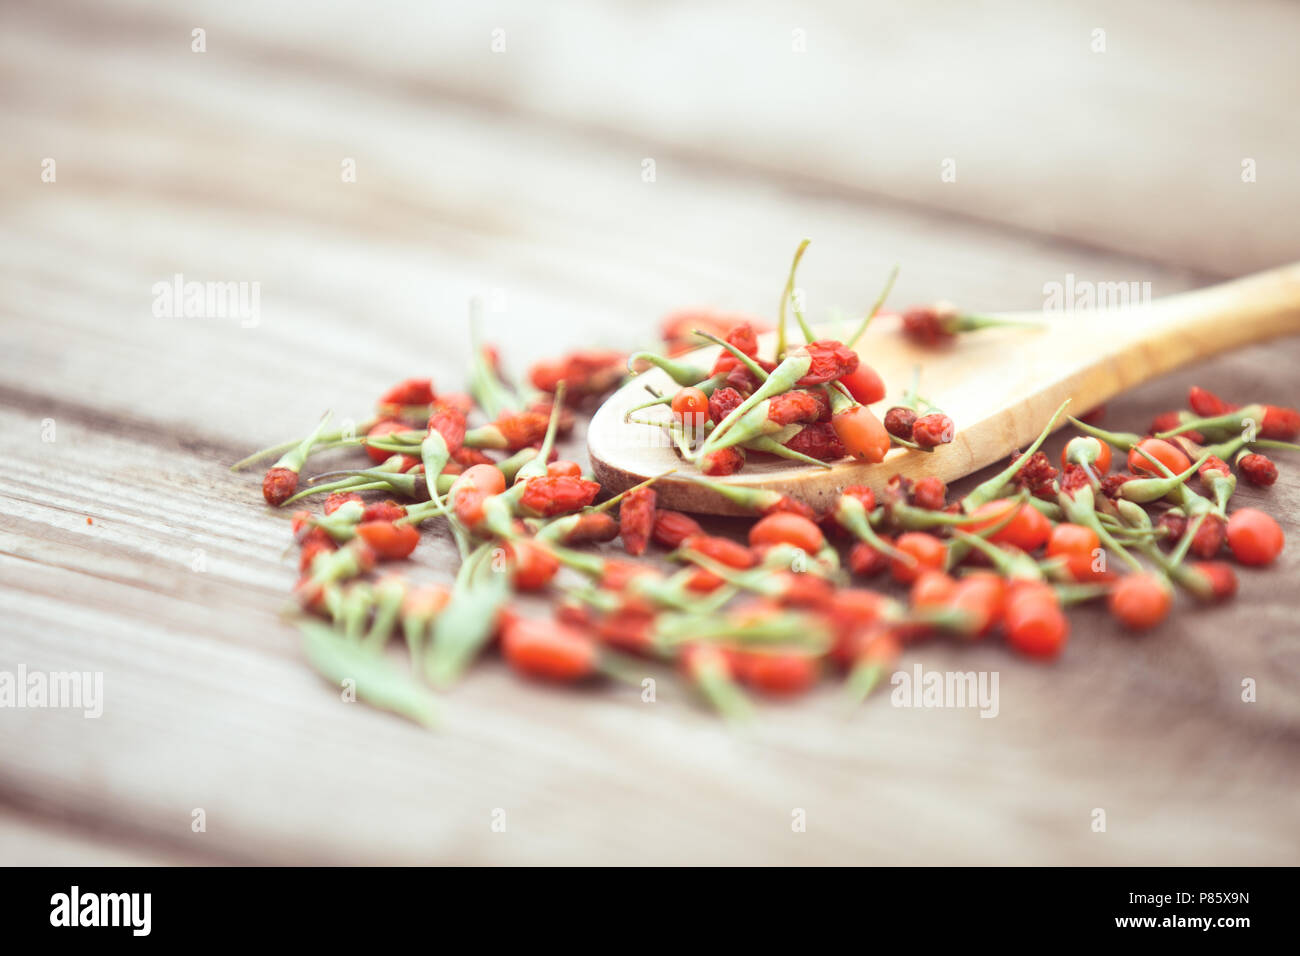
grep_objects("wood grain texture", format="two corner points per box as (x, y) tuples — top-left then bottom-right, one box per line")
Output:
(1, 1), (1298, 866)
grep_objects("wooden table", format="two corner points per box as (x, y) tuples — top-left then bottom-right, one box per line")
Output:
(2, 0), (1297, 865)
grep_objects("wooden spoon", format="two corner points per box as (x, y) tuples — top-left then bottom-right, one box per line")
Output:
(588, 263), (1300, 515)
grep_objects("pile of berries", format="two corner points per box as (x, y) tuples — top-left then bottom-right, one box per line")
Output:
(235, 260), (1293, 726)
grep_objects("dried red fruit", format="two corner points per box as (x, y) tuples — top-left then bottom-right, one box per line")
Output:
(786, 422), (846, 461)
(1155, 510), (1187, 545)
(1260, 404), (1300, 440)
(1059, 463), (1090, 495)
(1189, 514), (1226, 559)
(529, 349), (626, 398)
(795, 340), (859, 386)
(494, 411), (551, 450)
(883, 406), (917, 439)
(262, 467), (298, 506)
(324, 491), (363, 515)
(559, 512), (620, 545)
(451, 446), (496, 468)
(901, 305), (954, 346)
(1188, 385), (1234, 418)
(1099, 474), (1134, 499)
(682, 534), (756, 569)
(1237, 453), (1277, 486)
(768, 390), (823, 426)
(842, 485), (877, 511)
(911, 413), (955, 448)
(427, 400), (468, 454)
(361, 499), (407, 523)
(619, 487), (657, 557)
(378, 378), (436, 407)
(519, 476), (601, 517)
(364, 419), (410, 465)
(700, 445), (746, 476)
(707, 386), (744, 425)
(911, 476), (947, 511)
(848, 540), (890, 577)
(651, 510), (704, 549)
(1010, 450), (1058, 499)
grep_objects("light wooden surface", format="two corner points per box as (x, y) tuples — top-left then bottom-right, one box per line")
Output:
(2, 0), (1298, 865)
(591, 264), (1300, 512)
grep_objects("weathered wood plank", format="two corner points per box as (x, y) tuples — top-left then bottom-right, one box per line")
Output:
(16, 0), (1299, 275)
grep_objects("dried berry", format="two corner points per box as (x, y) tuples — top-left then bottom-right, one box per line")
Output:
(883, 406), (917, 439)
(1237, 452), (1277, 486)
(912, 413), (955, 448)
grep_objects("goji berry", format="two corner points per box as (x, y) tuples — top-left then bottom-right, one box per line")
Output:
(732, 650), (820, 696)
(839, 363), (887, 405)
(883, 406), (917, 439)
(848, 540), (890, 577)
(785, 422), (846, 461)
(912, 413), (955, 449)
(767, 390), (823, 426)
(1094, 474), (1129, 499)
(378, 378), (435, 408)
(1010, 450), (1058, 499)
(700, 446), (746, 476)
(1188, 385), (1234, 417)
(1237, 453), (1277, 486)
(324, 491), (364, 515)
(519, 476), (600, 517)
(910, 476), (947, 511)
(502, 616), (598, 682)
(427, 400), (467, 454)
(832, 406), (889, 462)
(558, 511), (620, 545)
(494, 410), (551, 450)
(671, 387), (710, 431)
(262, 467), (299, 506)
(890, 532), (946, 583)
(901, 304), (954, 346)
(1004, 585), (1069, 657)
(618, 487), (657, 556)
(748, 512), (825, 553)
(682, 533), (756, 569)
(361, 499), (407, 523)
(364, 419), (410, 465)
(1261, 404), (1300, 440)
(546, 459), (583, 478)
(1108, 573), (1171, 631)
(708, 387), (744, 425)
(651, 510), (704, 548)
(795, 340), (859, 386)
(355, 521), (420, 560)
(1226, 508), (1284, 565)
(506, 539), (560, 591)
(1129, 438), (1191, 476)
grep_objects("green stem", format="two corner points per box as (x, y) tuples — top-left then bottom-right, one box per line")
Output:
(845, 263), (899, 349)
(776, 238), (811, 362)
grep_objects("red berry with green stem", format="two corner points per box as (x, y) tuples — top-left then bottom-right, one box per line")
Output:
(1108, 572), (1172, 631)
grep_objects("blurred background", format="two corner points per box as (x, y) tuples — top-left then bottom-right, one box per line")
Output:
(1, 0), (1297, 864)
